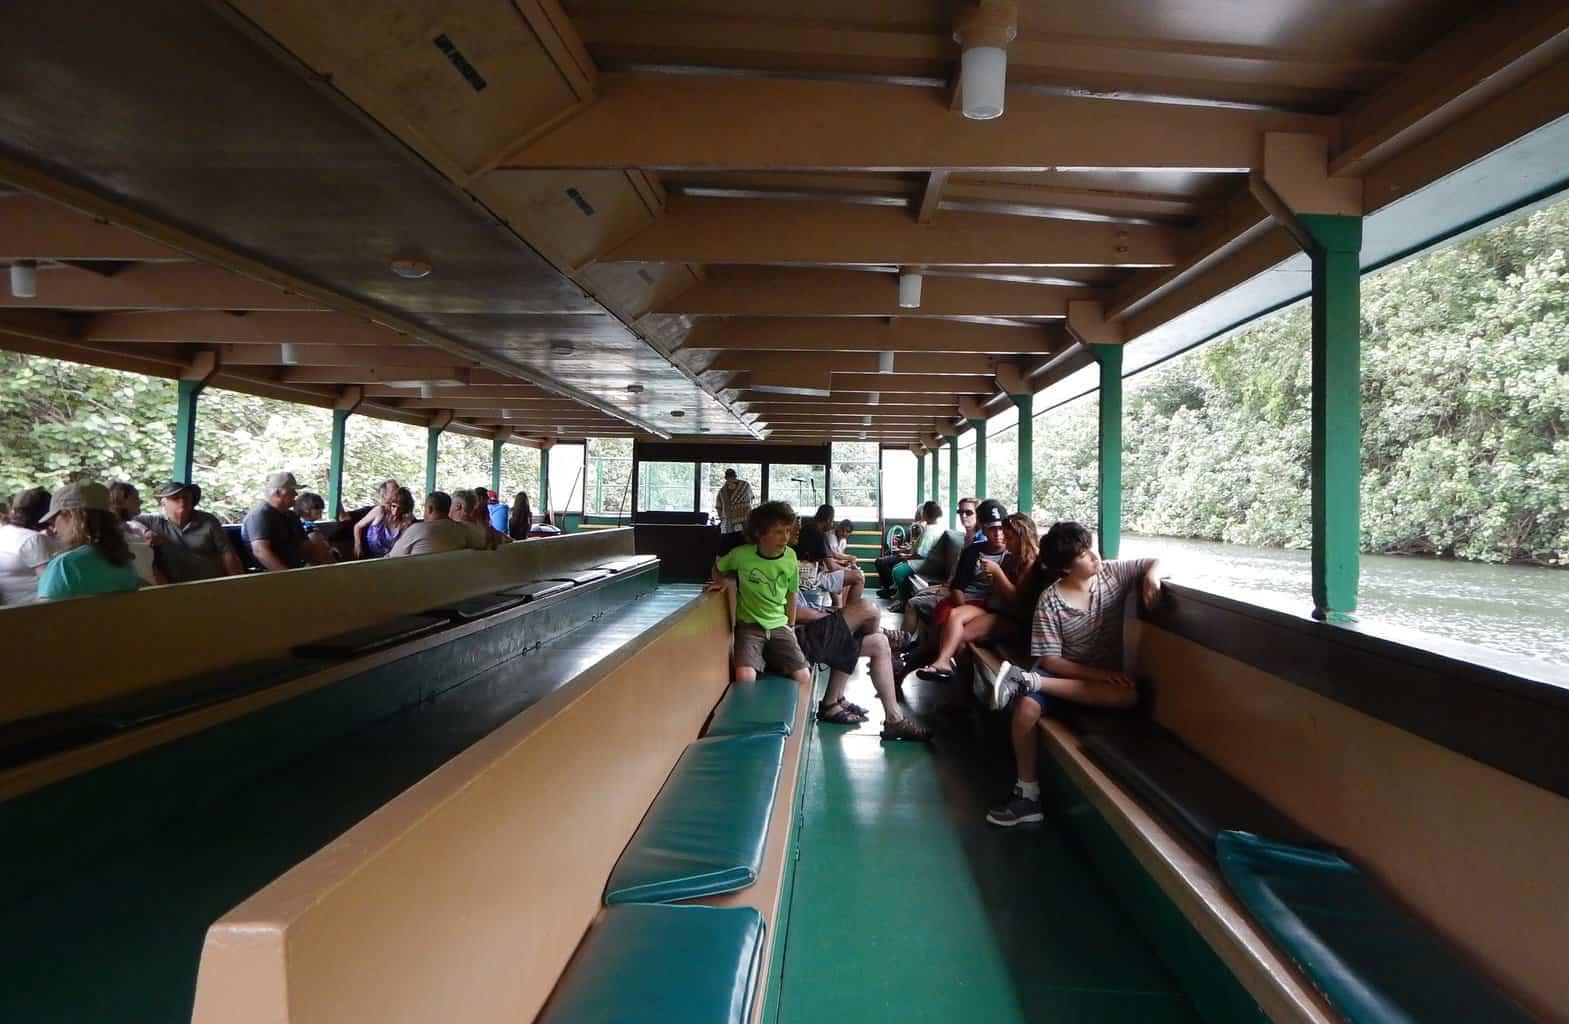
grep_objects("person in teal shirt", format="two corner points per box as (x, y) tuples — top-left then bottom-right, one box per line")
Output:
(37, 481), (142, 602)
(711, 501), (812, 688)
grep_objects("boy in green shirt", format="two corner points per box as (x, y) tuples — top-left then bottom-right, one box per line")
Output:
(711, 501), (813, 687)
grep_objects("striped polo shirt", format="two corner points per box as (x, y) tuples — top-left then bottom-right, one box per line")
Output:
(1030, 559), (1156, 669)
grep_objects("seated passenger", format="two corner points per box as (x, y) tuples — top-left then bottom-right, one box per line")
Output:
(506, 490), (533, 541)
(793, 594), (931, 741)
(474, 485), (509, 534)
(893, 496), (978, 618)
(877, 500), (942, 596)
(709, 501), (813, 689)
(450, 489), (509, 548)
(36, 481), (141, 601)
(356, 486), (415, 559)
(985, 520), (1164, 827)
(136, 480), (244, 582)
(0, 487), (57, 606)
(351, 479), (402, 558)
(294, 492), (326, 528)
(795, 504), (864, 609)
(387, 491), (491, 557)
(108, 481), (164, 586)
(913, 500), (1028, 681)
(243, 472), (328, 572)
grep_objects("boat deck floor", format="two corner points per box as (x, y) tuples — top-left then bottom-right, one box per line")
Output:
(767, 608), (1200, 1024)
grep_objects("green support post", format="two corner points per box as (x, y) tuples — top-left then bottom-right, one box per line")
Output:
(969, 418), (987, 503)
(172, 378), (205, 484)
(424, 425), (444, 496)
(327, 408), (351, 517)
(1012, 392), (1034, 519)
(915, 450), (926, 511)
(490, 438), (504, 497)
(1302, 214), (1364, 621)
(1092, 344), (1123, 559)
(947, 435), (959, 529)
(540, 445), (551, 518)
(930, 448), (940, 507)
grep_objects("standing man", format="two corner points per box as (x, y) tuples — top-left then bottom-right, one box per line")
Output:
(137, 480), (245, 581)
(714, 468), (755, 554)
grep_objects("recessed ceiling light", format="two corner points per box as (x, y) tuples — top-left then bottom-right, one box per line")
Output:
(669, 410), (685, 418)
(550, 340), (575, 355)
(626, 383), (645, 393)
(9, 260), (38, 299)
(390, 259), (432, 279)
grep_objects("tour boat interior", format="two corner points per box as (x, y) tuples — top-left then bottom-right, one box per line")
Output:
(1, 2), (1567, 1022)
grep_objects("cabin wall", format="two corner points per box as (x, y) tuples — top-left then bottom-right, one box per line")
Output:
(1130, 618), (1569, 1019)
(191, 589), (732, 1024)
(0, 529), (635, 724)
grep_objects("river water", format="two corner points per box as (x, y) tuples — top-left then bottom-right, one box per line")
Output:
(1117, 534), (1569, 671)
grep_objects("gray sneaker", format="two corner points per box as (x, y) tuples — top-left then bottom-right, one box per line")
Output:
(985, 786), (1044, 827)
(987, 661), (1037, 710)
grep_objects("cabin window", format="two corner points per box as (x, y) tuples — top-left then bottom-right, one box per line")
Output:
(435, 433), (497, 498)
(342, 415), (431, 511)
(637, 460), (699, 512)
(767, 464), (826, 513)
(698, 462), (762, 520)
(497, 444), (542, 513)
(830, 442), (879, 522)
(586, 438), (633, 516)
(879, 448), (918, 521)
(547, 442), (587, 515)
(192, 387), (332, 523)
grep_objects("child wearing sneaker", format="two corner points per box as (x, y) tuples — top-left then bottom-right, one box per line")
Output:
(711, 501), (815, 691)
(985, 521), (1164, 827)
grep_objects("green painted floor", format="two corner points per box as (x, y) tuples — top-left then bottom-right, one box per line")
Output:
(767, 630), (1201, 1024)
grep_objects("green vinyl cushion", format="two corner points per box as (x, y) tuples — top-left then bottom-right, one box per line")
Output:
(553, 568), (613, 585)
(539, 903), (764, 1024)
(499, 580), (574, 601)
(293, 614), (449, 658)
(423, 591), (527, 622)
(597, 554), (659, 574)
(605, 732), (786, 905)
(1216, 831), (1533, 1024)
(706, 675), (798, 738)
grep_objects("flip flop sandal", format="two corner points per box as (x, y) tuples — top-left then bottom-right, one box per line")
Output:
(915, 666), (954, 682)
(838, 699), (870, 716)
(816, 699), (868, 725)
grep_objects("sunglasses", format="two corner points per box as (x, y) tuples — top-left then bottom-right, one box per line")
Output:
(959, 509), (977, 516)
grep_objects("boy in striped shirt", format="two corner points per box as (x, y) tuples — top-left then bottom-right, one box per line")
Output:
(985, 521), (1164, 827)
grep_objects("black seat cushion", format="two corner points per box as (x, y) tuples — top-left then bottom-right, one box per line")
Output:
(552, 568), (612, 585)
(423, 592), (528, 622)
(498, 580), (574, 601)
(1078, 718), (1321, 856)
(293, 614), (450, 658)
(0, 711), (117, 772)
(596, 554), (659, 574)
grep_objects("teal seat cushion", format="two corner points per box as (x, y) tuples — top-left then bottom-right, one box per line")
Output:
(294, 614), (449, 658)
(1216, 831), (1532, 1024)
(706, 675), (798, 738)
(499, 580), (573, 601)
(539, 904), (764, 1024)
(605, 733), (786, 904)
(597, 554), (658, 574)
(423, 591), (527, 622)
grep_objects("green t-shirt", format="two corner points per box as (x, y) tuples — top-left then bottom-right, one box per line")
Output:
(37, 545), (141, 601)
(717, 543), (798, 629)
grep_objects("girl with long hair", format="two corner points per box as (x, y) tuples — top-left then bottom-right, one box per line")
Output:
(507, 491), (533, 541)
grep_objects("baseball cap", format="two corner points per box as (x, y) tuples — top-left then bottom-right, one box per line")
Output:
(265, 471), (300, 493)
(975, 498), (1007, 528)
(39, 481), (111, 523)
(154, 480), (202, 502)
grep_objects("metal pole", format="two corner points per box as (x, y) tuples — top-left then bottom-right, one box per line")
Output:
(1303, 213), (1364, 621)
(1092, 344), (1123, 559)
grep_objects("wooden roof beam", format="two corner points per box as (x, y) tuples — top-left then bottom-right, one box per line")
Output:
(699, 351), (1008, 376)
(604, 197), (1182, 267)
(0, 262), (324, 311)
(0, 195), (183, 261)
(674, 317), (1062, 355)
(507, 72), (1339, 172)
(83, 310), (420, 346)
(210, 344), (464, 367)
(280, 366), (474, 385)
(654, 268), (1091, 318)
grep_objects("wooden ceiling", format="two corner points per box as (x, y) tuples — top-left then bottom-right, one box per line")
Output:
(1, 0), (1566, 447)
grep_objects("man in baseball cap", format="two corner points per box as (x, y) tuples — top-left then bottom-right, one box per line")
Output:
(242, 472), (326, 571)
(136, 480), (244, 582)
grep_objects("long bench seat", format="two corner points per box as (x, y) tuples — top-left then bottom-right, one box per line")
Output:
(704, 674), (799, 738)
(605, 731), (787, 905)
(539, 904), (765, 1024)
(596, 553), (660, 574)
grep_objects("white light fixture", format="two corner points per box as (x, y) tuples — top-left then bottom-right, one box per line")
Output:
(626, 383), (644, 393)
(669, 410), (685, 418)
(550, 340), (575, 356)
(10, 260), (37, 299)
(502, 408), (516, 420)
(278, 343), (300, 366)
(390, 258), (432, 279)
(898, 269), (922, 309)
(419, 383), (438, 400)
(954, 0), (1017, 121)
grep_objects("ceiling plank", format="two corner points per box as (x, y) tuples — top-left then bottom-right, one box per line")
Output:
(702, 351), (1006, 376)
(604, 197), (1183, 267)
(0, 262), (325, 311)
(210, 344), (464, 367)
(507, 72), (1338, 172)
(654, 268), (1091, 318)
(0, 195), (184, 261)
(916, 170), (948, 224)
(84, 310), (420, 346)
(778, 373), (995, 394)
(281, 365), (471, 384)
(675, 317), (1061, 354)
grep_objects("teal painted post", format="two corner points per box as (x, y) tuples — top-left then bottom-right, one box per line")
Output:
(915, 451), (926, 511)
(327, 408), (351, 517)
(424, 426), (443, 495)
(1303, 213), (1364, 621)
(540, 445), (551, 517)
(1012, 392), (1034, 518)
(172, 378), (205, 483)
(947, 435), (959, 529)
(1092, 344), (1123, 559)
(490, 438), (504, 497)
(930, 448), (940, 507)
(970, 418), (987, 503)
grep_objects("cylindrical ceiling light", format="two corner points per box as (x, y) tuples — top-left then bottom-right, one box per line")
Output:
(10, 260), (38, 299)
(419, 382), (437, 400)
(898, 268), (922, 309)
(954, 0), (1017, 121)
(502, 408), (516, 420)
(278, 343), (300, 366)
